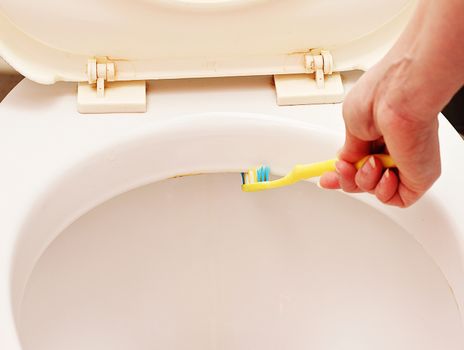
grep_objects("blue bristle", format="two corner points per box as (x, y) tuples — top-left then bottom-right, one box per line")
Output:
(241, 172), (245, 184)
(256, 165), (270, 182)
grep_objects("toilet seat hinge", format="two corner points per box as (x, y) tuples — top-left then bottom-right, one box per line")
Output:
(77, 57), (147, 114)
(304, 49), (334, 89)
(273, 48), (344, 106)
(87, 57), (116, 98)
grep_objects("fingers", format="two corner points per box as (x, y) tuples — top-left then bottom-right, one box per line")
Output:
(319, 118), (439, 208)
(320, 156), (395, 203)
(374, 169), (399, 204)
(354, 156), (383, 192)
(335, 160), (360, 193)
(319, 171), (339, 189)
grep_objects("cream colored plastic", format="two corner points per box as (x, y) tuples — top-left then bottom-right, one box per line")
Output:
(274, 73), (344, 105)
(0, 0), (416, 84)
(77, 81), (147, 114)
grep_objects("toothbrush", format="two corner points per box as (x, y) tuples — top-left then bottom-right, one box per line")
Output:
(241, 154), (396, 192)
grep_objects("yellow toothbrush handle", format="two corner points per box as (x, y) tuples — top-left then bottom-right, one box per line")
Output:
(241, 154), (396, 192)
(354, 154), (396, 170)
(293, 158), (337, 178)
(294, 154), (395, 180)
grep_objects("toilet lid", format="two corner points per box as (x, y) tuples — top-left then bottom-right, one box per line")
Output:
(0, 0), (415, 84)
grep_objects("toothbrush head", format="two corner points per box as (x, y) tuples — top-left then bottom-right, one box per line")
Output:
(241, 165), (271, 185)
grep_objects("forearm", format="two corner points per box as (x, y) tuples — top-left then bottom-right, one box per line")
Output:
(382, 0), (464, 119)
(410, 0), (464, 108)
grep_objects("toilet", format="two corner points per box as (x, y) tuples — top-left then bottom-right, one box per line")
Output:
(1, 0), (464, 349)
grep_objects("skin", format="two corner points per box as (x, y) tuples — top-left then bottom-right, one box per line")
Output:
(319, 0), (464, 208)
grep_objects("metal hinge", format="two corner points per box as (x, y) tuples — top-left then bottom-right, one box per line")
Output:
(274, 49), (344, 106)
(77, 57), (146, 114)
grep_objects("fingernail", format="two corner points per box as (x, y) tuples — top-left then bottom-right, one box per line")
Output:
(385, 168), (390, 178)
(316, 180), (323, 189)
(368, 156), (376, 169)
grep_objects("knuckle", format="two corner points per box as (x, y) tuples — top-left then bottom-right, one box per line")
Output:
(354, 178), (367, 192)
(376, 193), (390, 204)
(341, 182), (359, 193)
(357, 122), (380, 141)
(343, 105), (380, 142)
(375, 185), (392, 204)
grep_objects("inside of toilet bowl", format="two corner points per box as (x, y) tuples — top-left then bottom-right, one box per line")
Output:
(17, 173), (464, 350)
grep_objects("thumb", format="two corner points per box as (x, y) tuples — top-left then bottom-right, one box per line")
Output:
(338, 86), (380, 163)
(338, 130), (371, 163)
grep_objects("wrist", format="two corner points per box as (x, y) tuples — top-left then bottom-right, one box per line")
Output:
(379, 0), (464, 120)
(375, 55), (440, 125)
(378, 50), (463, 126)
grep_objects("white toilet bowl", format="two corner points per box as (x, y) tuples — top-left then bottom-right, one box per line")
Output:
(0, 76), (464, 349)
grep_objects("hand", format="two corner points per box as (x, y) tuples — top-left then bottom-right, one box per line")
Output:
(319, 0), (464, 208)
(319, 58), (441, 207)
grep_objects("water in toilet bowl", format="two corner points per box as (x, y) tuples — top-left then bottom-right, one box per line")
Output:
(18, 174), (464, 350)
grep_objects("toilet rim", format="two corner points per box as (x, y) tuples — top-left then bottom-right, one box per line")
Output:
(0, 112), (463, 349)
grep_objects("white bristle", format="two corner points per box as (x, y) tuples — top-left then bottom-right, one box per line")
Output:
(249, 170), (255, 184)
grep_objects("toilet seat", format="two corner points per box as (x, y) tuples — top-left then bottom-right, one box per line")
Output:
(0, 0), (414, 83)
(1, 76), (464, 349)
(0, 0), (416, 112)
